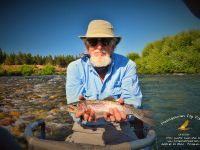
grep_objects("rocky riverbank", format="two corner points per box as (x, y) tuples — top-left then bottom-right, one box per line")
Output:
(0, 75), (73, 149)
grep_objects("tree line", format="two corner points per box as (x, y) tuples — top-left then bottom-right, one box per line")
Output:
(1, 29), (200, 74)
(127, 29), (200, 74)
(0, 50), (78, 67)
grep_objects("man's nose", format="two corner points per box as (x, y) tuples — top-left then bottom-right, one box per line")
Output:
(96, 41), (103, 50)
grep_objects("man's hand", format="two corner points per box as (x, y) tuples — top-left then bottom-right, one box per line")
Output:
(103, 98), (127, 122)
(75, 95), (96, 122)
(75, 96), (127, 122)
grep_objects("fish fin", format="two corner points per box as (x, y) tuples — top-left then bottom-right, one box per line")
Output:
(103, 96), (115, 101)
(140, 109), (153, 118)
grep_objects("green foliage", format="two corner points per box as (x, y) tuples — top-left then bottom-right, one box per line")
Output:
(0, 49), (6, 64)
(127, 52), (140, 61)
(20, 64), (34, 76)
(0, 65), (4, 76)
(39, 64), (55, 75)
(4, 53), (15, 65)
(0, 50), (77, 67)
(135, 29), (200, 74)
(54, 55), (76, 67)
(33, 55), (44, 65)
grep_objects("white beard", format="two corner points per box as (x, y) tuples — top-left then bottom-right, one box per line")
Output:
(89, 50), (112, 67)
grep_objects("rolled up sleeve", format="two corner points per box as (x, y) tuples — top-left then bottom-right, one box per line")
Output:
(121, 61), (142, 108)
(66, 62), (85, 104)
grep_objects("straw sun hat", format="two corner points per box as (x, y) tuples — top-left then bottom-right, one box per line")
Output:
(79, 20), (121, 43)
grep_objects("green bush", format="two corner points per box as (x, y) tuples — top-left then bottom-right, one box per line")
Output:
(127, 52), (140, 61)
(40, 64), (55, 75)
(0, 65), (5, 76)
(20, 64), (34, 76)
(135, 30), (200, 74)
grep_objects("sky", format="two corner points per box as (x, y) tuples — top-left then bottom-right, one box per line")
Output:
(0, 0), (200, 57)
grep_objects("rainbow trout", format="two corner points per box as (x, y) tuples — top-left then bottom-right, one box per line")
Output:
(67, 100), (154, 126)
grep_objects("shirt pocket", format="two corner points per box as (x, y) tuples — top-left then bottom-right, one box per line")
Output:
(84, 91), (97, 99)
(84, 91), (92, 99)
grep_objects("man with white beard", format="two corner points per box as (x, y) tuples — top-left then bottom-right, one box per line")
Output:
(66, 20), (143, 145)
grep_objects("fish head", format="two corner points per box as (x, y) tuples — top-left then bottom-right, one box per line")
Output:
(67, 101), (87, 113)
(67, 102), (79, 113)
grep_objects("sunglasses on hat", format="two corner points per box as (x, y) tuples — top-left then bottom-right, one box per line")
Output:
(85, 38), (116, 47)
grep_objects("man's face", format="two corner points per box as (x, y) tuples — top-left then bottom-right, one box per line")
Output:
(84, 38), (116, 67)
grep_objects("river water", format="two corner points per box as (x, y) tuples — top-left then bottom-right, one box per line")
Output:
(0, 75), (200, 149)
(139, 74), (200, 150)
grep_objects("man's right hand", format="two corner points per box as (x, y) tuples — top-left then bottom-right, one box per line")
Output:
(75, 95), (96, 122)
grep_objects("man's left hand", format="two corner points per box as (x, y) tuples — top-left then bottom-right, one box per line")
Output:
(103, 98), (127, 122)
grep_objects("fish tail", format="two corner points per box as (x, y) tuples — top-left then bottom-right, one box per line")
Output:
(128, 107), (155, 126)
(140, 116), (155, 127)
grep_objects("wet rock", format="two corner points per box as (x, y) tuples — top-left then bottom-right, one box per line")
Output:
(47, 122), (67, 129)
(60, 105), (68, 111)
(49, 109), (59, 113)
(49, 95), (57, 100)
(46, 115), (56, 120)
(14, 118), (26, 129)
(20, 115), (36, 121)
(11, 126), (22, 137)
(0, 112), (6, 119)
(9, 111), (21, 118)
(0, 117), (15, 126)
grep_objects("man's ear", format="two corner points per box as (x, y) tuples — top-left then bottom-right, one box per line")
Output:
(111, 45), (116, 51)
(85, 45), (90, 51)
(82, 38), (87, 46)
(83, 41), (89, 49)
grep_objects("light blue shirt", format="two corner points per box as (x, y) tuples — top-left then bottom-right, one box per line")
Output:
(66, 53), (142, 124)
